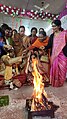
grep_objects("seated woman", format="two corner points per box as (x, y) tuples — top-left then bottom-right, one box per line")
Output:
(26, 51), (49, 85)
(23, 31), (50, 84)
(23, 31), (49, 52)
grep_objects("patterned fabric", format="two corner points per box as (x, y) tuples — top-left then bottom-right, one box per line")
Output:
(30, 36), (38, 44)
(13, 73), (26, 85)
(38, 59), (50, 83)
(7, 38), (14, 46)
(28, 37), (49, 50)
(13, 40), (24, 57)
(50, 52), (67, 87)
(21, 35), (30, 49)
(50, 31), (67, 87)
(26, 53), (50, 85)
(51, 31), (66, 64)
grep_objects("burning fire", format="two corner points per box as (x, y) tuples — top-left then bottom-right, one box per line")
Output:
(31, 58), (50, 111)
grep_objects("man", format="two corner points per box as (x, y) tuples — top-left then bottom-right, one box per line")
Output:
(19, 26), (30, 49)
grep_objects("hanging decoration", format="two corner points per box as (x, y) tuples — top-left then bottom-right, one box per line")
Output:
(58, 9), (67, 19)
(12, 17), (14, 29)
(16, 22), (18, 29)
(0, 3), (59, 20)
(20, 19), (22, 26)
(16, 18), (19, 29)
(58, 4), (67, 30)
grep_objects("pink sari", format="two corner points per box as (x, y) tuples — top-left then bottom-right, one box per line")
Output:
(50, 31), (67, 87)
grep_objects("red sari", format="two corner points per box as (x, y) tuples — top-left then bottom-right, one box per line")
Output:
(30, 36), (38, 44)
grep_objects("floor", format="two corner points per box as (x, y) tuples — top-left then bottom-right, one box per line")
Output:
(0, 82), (67, 119)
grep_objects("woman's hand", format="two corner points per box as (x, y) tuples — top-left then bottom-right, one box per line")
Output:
(39, 46), (45, 50)
(22, 49), (28, 58)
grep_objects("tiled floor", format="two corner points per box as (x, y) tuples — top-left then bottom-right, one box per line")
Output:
(0, 82), (67, 119)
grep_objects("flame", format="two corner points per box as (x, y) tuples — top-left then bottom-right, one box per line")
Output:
(31, 58), (48, 111)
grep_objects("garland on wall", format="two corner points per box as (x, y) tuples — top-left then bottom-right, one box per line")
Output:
(0, 4), (59, 20)
(58, 9), (67, 19)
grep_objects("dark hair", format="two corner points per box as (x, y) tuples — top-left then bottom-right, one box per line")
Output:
(1, 23), (9, 31)
(12, 29), (17, 33)
(31, 27), (37, 33)
(19, 26), (25, 31)
(0, 27), (5, 40)
(8, 27), (12, 31)
(52, 19), (61, 27)
(52, 19), (64, 31)
(39, 28), (44, 32)
(39, 31), (46, 37)
(14, 33), (22, 42)
(30, 53), (38, 60)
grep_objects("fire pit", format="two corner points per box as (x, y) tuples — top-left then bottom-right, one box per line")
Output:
(26, 98), (59, 119)
(25, 58), (59, 119)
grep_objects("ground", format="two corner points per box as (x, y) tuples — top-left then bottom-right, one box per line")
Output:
(0, 82), (67, 119)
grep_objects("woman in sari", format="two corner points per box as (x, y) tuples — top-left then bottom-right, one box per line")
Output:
(24, 31), (49, 51)
(29, 27), (38, 44)
(23, 31), (50, 84)
(0, 31), (12, 58)
(45, 19), (67, 87)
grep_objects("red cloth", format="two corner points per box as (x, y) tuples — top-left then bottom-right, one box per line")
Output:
(30, 36), (38, 44)
(13, 73), (26, 84)
(0, 75), (4, 81)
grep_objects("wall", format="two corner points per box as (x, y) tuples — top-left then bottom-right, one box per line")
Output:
(0, 13), (67, 36)
(61, 15), (67, 30)
(0, 13), (52, 36)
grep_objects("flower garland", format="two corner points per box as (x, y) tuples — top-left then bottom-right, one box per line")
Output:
(0, 4), (59, 20)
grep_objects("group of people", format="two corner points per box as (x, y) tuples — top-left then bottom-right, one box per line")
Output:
(0, 19), (67, 89)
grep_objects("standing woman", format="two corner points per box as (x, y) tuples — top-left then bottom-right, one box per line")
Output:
(45, 19), (67, 87)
